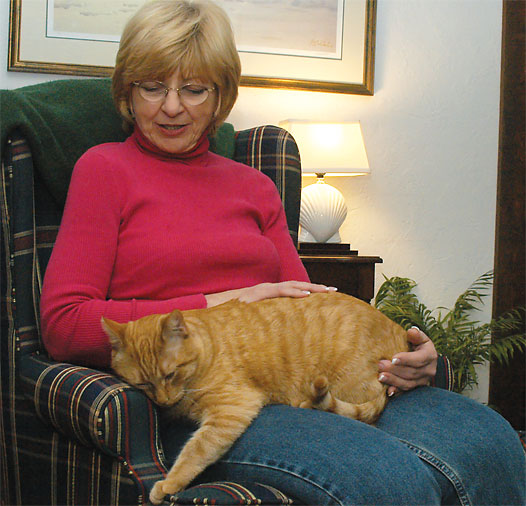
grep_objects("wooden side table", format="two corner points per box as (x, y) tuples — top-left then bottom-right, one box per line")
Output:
(299, 244), (383, 303)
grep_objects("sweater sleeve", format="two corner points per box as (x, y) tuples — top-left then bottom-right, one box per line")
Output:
(40, 150), (207, 368)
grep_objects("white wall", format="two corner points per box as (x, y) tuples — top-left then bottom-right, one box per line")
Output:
(1, 0), (502, 401)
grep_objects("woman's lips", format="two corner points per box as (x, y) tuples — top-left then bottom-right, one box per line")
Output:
(157, 123), (188, 136)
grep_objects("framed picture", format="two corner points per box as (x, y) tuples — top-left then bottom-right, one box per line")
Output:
(8, 0), (376, 95)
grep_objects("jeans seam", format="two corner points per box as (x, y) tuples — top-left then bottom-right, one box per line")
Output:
(399, 439), (471, 506)
(222, 458), (345, 505)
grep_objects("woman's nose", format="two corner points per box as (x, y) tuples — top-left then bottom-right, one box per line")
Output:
(161, 89), (184, 115)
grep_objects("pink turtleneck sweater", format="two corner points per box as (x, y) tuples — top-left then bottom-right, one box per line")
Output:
(40, 129), (308, 367)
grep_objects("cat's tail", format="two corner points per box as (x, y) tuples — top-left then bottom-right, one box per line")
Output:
(306, 375), (387, 425)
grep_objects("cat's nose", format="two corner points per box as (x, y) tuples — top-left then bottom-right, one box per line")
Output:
(155, 391), (171, 407)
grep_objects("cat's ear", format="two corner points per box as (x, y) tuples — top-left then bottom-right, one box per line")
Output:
(162, 310), (189, 341)
(101, 317), (125, 351)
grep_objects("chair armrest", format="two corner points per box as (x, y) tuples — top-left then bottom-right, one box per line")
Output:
(19, 353), (167, 489)
(432, 355), (454, 391)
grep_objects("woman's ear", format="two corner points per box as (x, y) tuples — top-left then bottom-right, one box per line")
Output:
(213, 92), (221, 119)
(127, 99), (135, 119)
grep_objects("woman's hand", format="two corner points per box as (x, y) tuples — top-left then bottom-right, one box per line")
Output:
(378, 327), (438, 396)
(205, 281), (337, 308)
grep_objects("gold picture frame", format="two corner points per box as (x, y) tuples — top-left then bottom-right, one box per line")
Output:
(8, 0), (376, 95)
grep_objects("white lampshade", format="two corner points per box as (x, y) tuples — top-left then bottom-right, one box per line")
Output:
(279, 120), (370, 176)
(279, 120), (370, 243)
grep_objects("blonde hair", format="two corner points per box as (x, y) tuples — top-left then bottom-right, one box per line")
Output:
(112, 0), (241, 134)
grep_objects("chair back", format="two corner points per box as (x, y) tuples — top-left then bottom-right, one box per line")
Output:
(0, 79), (301, 505)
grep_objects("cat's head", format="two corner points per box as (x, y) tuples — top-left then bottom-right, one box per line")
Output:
(101, 310), (198, 407)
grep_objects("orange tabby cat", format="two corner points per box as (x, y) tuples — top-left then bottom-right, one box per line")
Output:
(102, 292), (409, 504)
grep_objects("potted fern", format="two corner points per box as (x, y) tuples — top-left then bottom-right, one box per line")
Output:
(374, 271), (526, 394)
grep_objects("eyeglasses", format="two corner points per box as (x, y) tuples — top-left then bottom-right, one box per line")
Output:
(133, 81), (216, 106)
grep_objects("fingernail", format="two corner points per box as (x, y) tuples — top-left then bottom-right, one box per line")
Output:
(302, 290), (311, 295)
(410, 325), (420, 331)
(392, 358), (401, 365)
(379, 374), (387, 383)
(388, 390), (395, 397)
(326, 286), (338, 291)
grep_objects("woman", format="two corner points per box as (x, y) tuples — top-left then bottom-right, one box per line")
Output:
(40, 1), (525, 504)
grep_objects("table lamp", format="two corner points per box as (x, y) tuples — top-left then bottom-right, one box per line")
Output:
(279, 120), (370, 243)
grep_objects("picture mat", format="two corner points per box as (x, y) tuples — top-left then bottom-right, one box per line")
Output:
(47, 0), (346, 60)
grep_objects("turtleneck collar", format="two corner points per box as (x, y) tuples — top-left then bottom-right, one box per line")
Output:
(131, 126), (210, 162)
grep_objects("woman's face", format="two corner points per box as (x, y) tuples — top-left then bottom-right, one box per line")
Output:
(130, 71), (218, 154)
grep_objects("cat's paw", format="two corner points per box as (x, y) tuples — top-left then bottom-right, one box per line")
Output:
(149, 480), (169, 505)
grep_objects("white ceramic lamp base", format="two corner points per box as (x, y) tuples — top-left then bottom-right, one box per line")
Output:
(299, 179), (347, 243)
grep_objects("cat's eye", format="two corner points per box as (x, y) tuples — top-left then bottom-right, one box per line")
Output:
(136, 382), (153, 390)
(165, 372), (176, 382)
(176, 359), (193, 368)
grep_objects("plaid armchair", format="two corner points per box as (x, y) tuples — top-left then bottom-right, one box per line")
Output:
(1, 79), (300, 505)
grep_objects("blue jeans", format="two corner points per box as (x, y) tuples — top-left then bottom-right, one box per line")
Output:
(162, 387), (526, 505)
